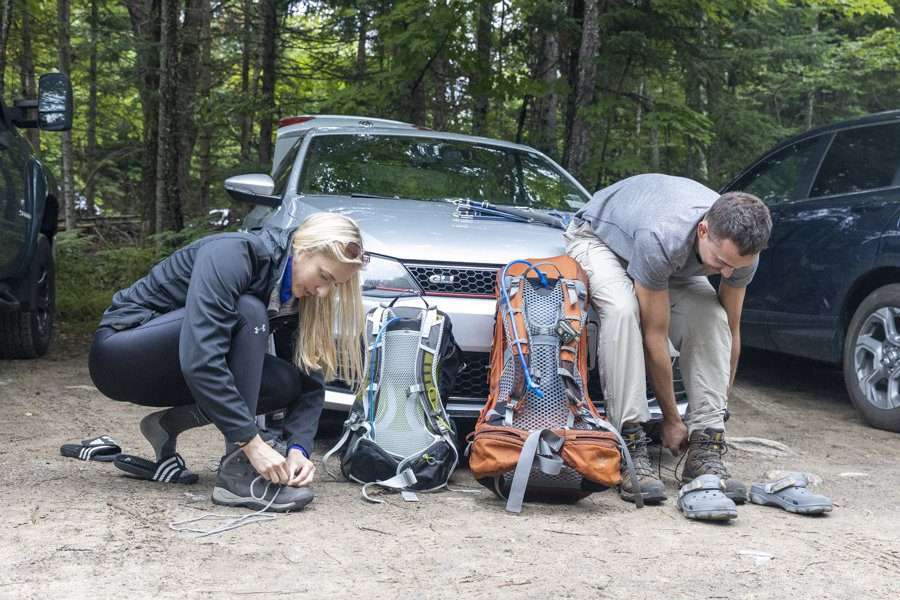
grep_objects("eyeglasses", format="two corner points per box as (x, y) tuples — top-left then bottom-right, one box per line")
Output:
(345, 241), (370, 265)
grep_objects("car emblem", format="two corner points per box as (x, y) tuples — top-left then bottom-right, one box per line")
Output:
(429, 274), (455, 285)
(358, 120), (374, 128)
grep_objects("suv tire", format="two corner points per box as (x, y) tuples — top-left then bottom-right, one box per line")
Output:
(0, 234), (55, 358)
(843, 284), (900, 433)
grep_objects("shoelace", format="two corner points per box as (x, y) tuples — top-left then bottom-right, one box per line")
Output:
(624, 433), (654, 478)
(658, 436), (730, 482)
(169, 476), (282, 538)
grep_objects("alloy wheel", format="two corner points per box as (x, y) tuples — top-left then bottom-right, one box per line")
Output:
(853, 306), (900, 410)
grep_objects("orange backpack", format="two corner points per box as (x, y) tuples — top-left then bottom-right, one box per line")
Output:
(467, 256), (642, 512)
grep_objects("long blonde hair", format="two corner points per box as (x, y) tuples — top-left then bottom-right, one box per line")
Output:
(292, 213), (366, 390)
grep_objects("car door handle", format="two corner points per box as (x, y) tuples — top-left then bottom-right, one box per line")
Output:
(18, 209), (32, 220)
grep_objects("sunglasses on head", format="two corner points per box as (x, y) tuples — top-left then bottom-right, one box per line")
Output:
(345, 241), (370, 265)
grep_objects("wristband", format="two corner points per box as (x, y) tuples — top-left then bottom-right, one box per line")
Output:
(289, 444), (309, 459)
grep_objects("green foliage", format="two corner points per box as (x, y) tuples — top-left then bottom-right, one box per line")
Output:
(55, 222), (228, 329)
(2, 0), (899, 327)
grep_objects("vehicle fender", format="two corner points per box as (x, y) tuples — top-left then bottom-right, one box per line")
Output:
(876, 204), (900, 268)
(836, 203), (900, 352)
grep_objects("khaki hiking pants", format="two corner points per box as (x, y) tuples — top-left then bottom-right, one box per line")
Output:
(565, 222), (729, 434)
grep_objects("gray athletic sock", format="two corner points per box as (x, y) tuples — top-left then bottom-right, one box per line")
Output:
(140, 405), (210, 462)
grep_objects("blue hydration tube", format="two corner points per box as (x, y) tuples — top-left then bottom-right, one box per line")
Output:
(500, 260), (546, 399)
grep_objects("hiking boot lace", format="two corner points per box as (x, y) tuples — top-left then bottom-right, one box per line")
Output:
(624, 430), (654, 479)
(680, 434), (730, 480)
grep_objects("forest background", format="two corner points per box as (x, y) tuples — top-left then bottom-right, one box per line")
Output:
(1, 0), (898, 325)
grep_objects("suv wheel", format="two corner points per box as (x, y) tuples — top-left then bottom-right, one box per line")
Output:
(843, 284), (900, 432)
(0, 234), (55, 358)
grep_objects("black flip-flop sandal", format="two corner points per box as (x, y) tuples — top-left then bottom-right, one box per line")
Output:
(114, 453), (199, 484)
(60, 435), (122, 462)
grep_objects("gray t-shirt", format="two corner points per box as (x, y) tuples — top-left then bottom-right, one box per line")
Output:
(573, 173), (757, 290)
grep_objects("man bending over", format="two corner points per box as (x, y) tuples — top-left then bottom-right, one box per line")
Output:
(565, 173), (772, 505)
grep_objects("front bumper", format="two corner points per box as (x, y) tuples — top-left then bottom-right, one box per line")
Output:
(325, 293), (687, 422)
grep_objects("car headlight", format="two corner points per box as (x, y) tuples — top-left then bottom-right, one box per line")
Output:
(360, 254), (420, 297)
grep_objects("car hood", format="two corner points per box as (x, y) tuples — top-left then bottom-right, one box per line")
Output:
(299, 196), (568, 265)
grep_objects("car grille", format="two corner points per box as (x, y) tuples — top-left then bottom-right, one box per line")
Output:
(453, 352), (491, 398)
(404, 263), (500, 297)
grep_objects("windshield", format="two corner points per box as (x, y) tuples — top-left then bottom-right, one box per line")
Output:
(297, 134), (588, 211)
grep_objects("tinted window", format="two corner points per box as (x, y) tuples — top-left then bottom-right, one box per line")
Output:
(811, 123), (900, 197)
(298, 134), (588, 210)
(272, 134), (305, 196)
(732, 136), (822, 205)
(518, 153), (586, 210)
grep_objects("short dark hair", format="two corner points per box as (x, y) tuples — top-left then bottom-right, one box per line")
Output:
(706, 191), (772, 256)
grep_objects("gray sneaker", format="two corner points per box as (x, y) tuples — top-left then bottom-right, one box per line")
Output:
(618, 425), (667, 504)
(212, 445), (314, 512)
(681, 428), (747, 504)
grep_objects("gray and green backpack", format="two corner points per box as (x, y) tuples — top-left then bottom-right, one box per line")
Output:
(324, 302), (461, 501)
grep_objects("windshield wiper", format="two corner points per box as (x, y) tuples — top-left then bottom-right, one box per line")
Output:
(350, 192), (398, 200)
(450, 199), (565, 230)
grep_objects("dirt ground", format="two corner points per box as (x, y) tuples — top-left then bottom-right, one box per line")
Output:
(2, 329), (899, 600)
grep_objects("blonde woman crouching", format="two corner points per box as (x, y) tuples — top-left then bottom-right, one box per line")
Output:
(88, 213), (367, 511)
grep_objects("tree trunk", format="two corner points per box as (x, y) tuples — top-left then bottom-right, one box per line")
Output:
(239, 0), (253, 163)
(431, 50), (450, 130)
(126, 0), (161, 231)
(471, 0), (494, 135)
(560, 0), (583, 170)
(0, 0), (12, 100)
(649, 122), (660, 171)
(175, 0), (206, 217)
(57, 0), (76, 230)
(356, 3), (368, 80)
(196, 0), (213, 214)
(19, 2), (39, 153)
(155, 0), (182, 232)
(532, 24), (560, 158)
(564, 0), (599, 181)
(258, 0), (278, 167)
(85, 0), (99, 215)
(634, 77), (644, 163)
(515, 95), (531, 144)
(684, 59), (708, 181)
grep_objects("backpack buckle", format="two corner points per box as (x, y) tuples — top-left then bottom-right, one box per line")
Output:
(556, 319), (578, 344)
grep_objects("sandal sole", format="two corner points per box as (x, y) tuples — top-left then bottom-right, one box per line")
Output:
(113, 454), (199, 484)
(679, 507), (737, 520)
(749, 492), (832, 515)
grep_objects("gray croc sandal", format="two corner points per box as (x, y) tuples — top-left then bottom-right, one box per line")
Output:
(749, 473), (832, 515)
(677, 474), (738, 521)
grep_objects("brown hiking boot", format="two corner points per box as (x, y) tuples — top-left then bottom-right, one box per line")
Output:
(681, 428), (747, 503)
(618, 425), (666, 504)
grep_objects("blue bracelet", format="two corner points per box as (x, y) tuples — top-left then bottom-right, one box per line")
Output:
(289, 444), (309, 459)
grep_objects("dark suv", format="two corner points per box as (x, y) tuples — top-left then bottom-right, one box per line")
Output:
(722, 110), (900, 432)
(0, 74), (73, 358)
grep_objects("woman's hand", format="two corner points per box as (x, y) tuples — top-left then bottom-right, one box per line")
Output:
(241, 435), (292, 484)
(286, 448), (316, 487)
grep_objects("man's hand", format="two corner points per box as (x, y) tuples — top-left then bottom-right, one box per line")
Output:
(242, 435), (291, 484)
(661, 417), (688, 455)
(286, 449), (316, 487)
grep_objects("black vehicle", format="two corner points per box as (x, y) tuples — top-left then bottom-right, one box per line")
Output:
(0, 73), (73, 358)
(722, 110), (900, 432)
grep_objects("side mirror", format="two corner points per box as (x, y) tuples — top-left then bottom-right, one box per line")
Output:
(224, 173), (281, 207)
(38, 73), (73, 132)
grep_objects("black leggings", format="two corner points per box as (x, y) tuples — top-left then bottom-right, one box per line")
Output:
(89, 295), (301, 417)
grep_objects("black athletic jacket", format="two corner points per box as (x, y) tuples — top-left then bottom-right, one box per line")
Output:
(98, 228), (323, 451)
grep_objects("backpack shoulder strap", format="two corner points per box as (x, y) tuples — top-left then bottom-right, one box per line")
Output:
(557, 276), (588, 412)
(415, 307), (454, 436)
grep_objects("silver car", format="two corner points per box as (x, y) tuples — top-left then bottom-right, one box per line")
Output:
(228, 117), (680, 421)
